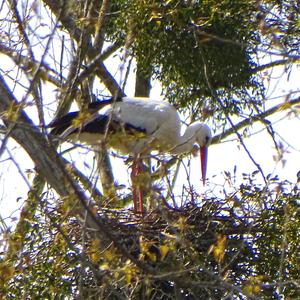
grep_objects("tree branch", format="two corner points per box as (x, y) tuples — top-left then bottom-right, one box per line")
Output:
(42, 0), (125, 97)
(252, 58), (300, 73)
(0, 42), (63, 87)
(211, 96), (300, 144)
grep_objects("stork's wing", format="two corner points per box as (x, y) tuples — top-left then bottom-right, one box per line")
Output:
(58, 112), (102, 140)
(49, 110), (146, 142)
(48, 111), (80, 136)
(48, 98), (116, 137)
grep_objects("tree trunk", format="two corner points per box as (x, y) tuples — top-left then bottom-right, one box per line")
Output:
(134, 62), (151, 97)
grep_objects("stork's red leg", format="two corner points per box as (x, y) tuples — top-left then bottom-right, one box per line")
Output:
(131, 158), (144, 213)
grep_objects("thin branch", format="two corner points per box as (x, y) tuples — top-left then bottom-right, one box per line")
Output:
(96, 61), (125, 97)
(42, 0), (83, 41)
(5, 174), (45, 262)
(200, 48), (268, 183)
(0, 42), (63, 87)
(43, 0), (124, 97)
(211, 96), (300, 144)
(152, 265), (259, 300)
(253, 58), (300, 73)
(9, 0), (35, 60)
(44, 205), (106, 284)
(76, 42), (122, 87)
(22, 14), (61, 128)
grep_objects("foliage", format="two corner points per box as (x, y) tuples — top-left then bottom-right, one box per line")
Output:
(0, 0), (299, 299)
(107, 0), (264, 117)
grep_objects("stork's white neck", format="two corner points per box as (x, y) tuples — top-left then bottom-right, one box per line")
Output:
(170, 122), (211, 155)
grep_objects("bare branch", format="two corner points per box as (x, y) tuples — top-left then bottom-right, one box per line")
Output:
(212, 96), (300, 144)
(43, 0), (125, 97)
(0, 42), (63, 87)
(253, 58), (300, 73)
(9, 0), (35, 60)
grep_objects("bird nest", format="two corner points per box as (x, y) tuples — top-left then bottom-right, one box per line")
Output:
(73, 200), (242, 263)
(63, 201), (251, 299)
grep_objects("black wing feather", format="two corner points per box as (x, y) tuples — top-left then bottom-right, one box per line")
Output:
(76, 115), (146, 135)
(49, 113), (146, 138)
(48, 111), (79, 135)
(48, 98), (118, 135)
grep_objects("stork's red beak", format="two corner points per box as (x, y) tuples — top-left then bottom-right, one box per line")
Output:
(200, 146), (208, 185)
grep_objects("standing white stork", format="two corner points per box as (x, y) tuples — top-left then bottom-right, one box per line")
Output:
(49, 97), (212, 213)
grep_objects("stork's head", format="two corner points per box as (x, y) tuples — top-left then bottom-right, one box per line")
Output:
(195, 124), (212, 185)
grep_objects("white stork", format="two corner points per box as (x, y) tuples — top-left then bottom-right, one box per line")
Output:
(49, 97), (212, 213)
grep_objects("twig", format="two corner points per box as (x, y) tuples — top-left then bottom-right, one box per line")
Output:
(211, 96), (300, 144)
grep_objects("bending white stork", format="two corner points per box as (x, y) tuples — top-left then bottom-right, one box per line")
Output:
(49, 97), (212, 213)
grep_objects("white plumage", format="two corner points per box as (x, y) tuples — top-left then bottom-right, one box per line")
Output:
(49, 97), (212, 213)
